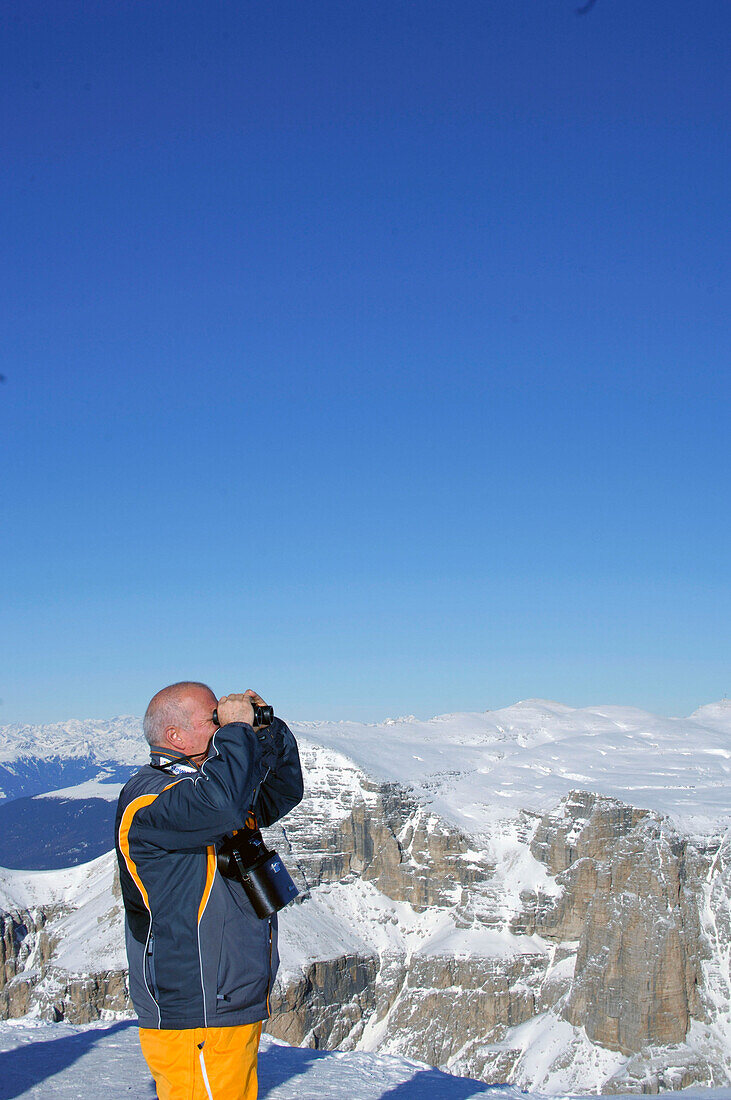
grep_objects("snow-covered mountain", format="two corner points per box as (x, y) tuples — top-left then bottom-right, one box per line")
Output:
(1, 699), (730, 1094)
(0, 717), (142, 866)
(291, 698), (731, 836)
(3, 699), (730, 832)
(0, 716), (147, 769)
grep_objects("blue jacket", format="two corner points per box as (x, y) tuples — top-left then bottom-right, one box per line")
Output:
(115, 718), (304, 1029)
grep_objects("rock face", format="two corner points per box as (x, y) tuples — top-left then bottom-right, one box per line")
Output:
(563, 819), (702, 1053)
(271, 954), (379, 1049)
(272, 766), (490, 911)
(261, 752), (731, 1091)
(1, 741), (730, 1094)
(0, 863), (130, 1024)
(515, 791), (704, 1055)
(0, 908), (57, 1017)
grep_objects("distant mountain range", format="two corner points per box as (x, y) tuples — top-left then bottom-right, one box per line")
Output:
(1, 700), (729, 868)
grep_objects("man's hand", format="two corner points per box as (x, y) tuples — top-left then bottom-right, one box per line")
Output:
(216, 690), (269, 731)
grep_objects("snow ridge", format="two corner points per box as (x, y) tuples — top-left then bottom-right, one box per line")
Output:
(2, 698), (731, 834)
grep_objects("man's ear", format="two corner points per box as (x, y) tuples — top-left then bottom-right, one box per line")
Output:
(165, 725), (184, 748)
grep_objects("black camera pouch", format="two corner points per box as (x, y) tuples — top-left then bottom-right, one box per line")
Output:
(235, 851), (299, 919)
(217, 825), (299, 919)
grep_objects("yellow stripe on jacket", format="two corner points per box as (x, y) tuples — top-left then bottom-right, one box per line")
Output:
(117, 781), (184, 908)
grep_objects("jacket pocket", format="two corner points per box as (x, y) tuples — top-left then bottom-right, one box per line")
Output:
(215, 886), (270, 1012)
(144, 931), (159, 1004)
(125, 923), (157, 1017)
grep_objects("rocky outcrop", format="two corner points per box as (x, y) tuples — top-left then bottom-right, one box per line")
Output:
(0, 907), (59, 1016)
(563, 818), (702, 1053)
(267, 949), (554, 1071)
(512, 792), (705, 1055)
(0, 902), (131, 1022)
(269, 954), (379, 1048)
(0, 862), (132, 1023)
(266, 777), (729, 1090)
(373, 953), (548, 1067)
(31, 968), (130, 1023)
(269, 765), (488, 911)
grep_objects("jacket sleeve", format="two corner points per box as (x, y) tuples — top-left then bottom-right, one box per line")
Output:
(254, 717), (305, 827)
(129, 723), (265, 850)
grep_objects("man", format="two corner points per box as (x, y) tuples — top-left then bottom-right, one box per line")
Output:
(115, 682), (304, 1100)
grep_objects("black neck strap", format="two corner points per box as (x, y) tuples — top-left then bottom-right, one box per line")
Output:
(150, 751), (206, 772)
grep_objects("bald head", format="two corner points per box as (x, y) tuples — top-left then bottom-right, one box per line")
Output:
(143, 681), (217, 748)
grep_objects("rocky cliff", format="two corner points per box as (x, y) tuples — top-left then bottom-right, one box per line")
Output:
(263, 752), (731, 1092)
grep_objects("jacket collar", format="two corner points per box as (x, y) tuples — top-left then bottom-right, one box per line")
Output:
(149, 746), (200, 773)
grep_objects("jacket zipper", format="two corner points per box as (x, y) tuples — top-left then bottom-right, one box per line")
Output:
(265, 919), (273, 1015)
(145, 931), (160, 1007)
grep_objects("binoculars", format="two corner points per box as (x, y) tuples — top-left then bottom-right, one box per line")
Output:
(212, 702), (274, 728)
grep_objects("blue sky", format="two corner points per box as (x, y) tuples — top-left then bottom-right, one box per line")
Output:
(1, 0), (729, 724)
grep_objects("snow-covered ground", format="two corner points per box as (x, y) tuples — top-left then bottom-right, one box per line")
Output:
(1, 1019), (730, 1100)
(0, 1019), (513, 1099)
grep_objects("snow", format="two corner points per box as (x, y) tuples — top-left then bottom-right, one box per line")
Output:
(1, 1019), (730, 1100)
(39, 780), (123, 802)
(2, 697), (731, 836)
(51, 858), (127, 974)
(290, 698), (731, 837)
(277, 878), (548, 987)
(499, 1011), (629, 1093)
(482, 818), (562, 926)
(0, 851), (115, 914)
(0, 852), (127, 973)
(0, 1019), (514, 1099)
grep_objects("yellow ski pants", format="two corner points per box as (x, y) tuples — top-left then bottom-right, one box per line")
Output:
(139, 1021), (262, 1100)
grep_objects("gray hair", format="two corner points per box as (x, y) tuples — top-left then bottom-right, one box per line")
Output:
(143, 681), (215, 748)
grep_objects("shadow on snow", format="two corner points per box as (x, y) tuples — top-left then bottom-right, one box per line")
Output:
(258, 1040), (500, 1100)
(0, 1019), (145, 1100)
(258, 1040), (332, 1097)
(378, 1066), (497, 1099)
